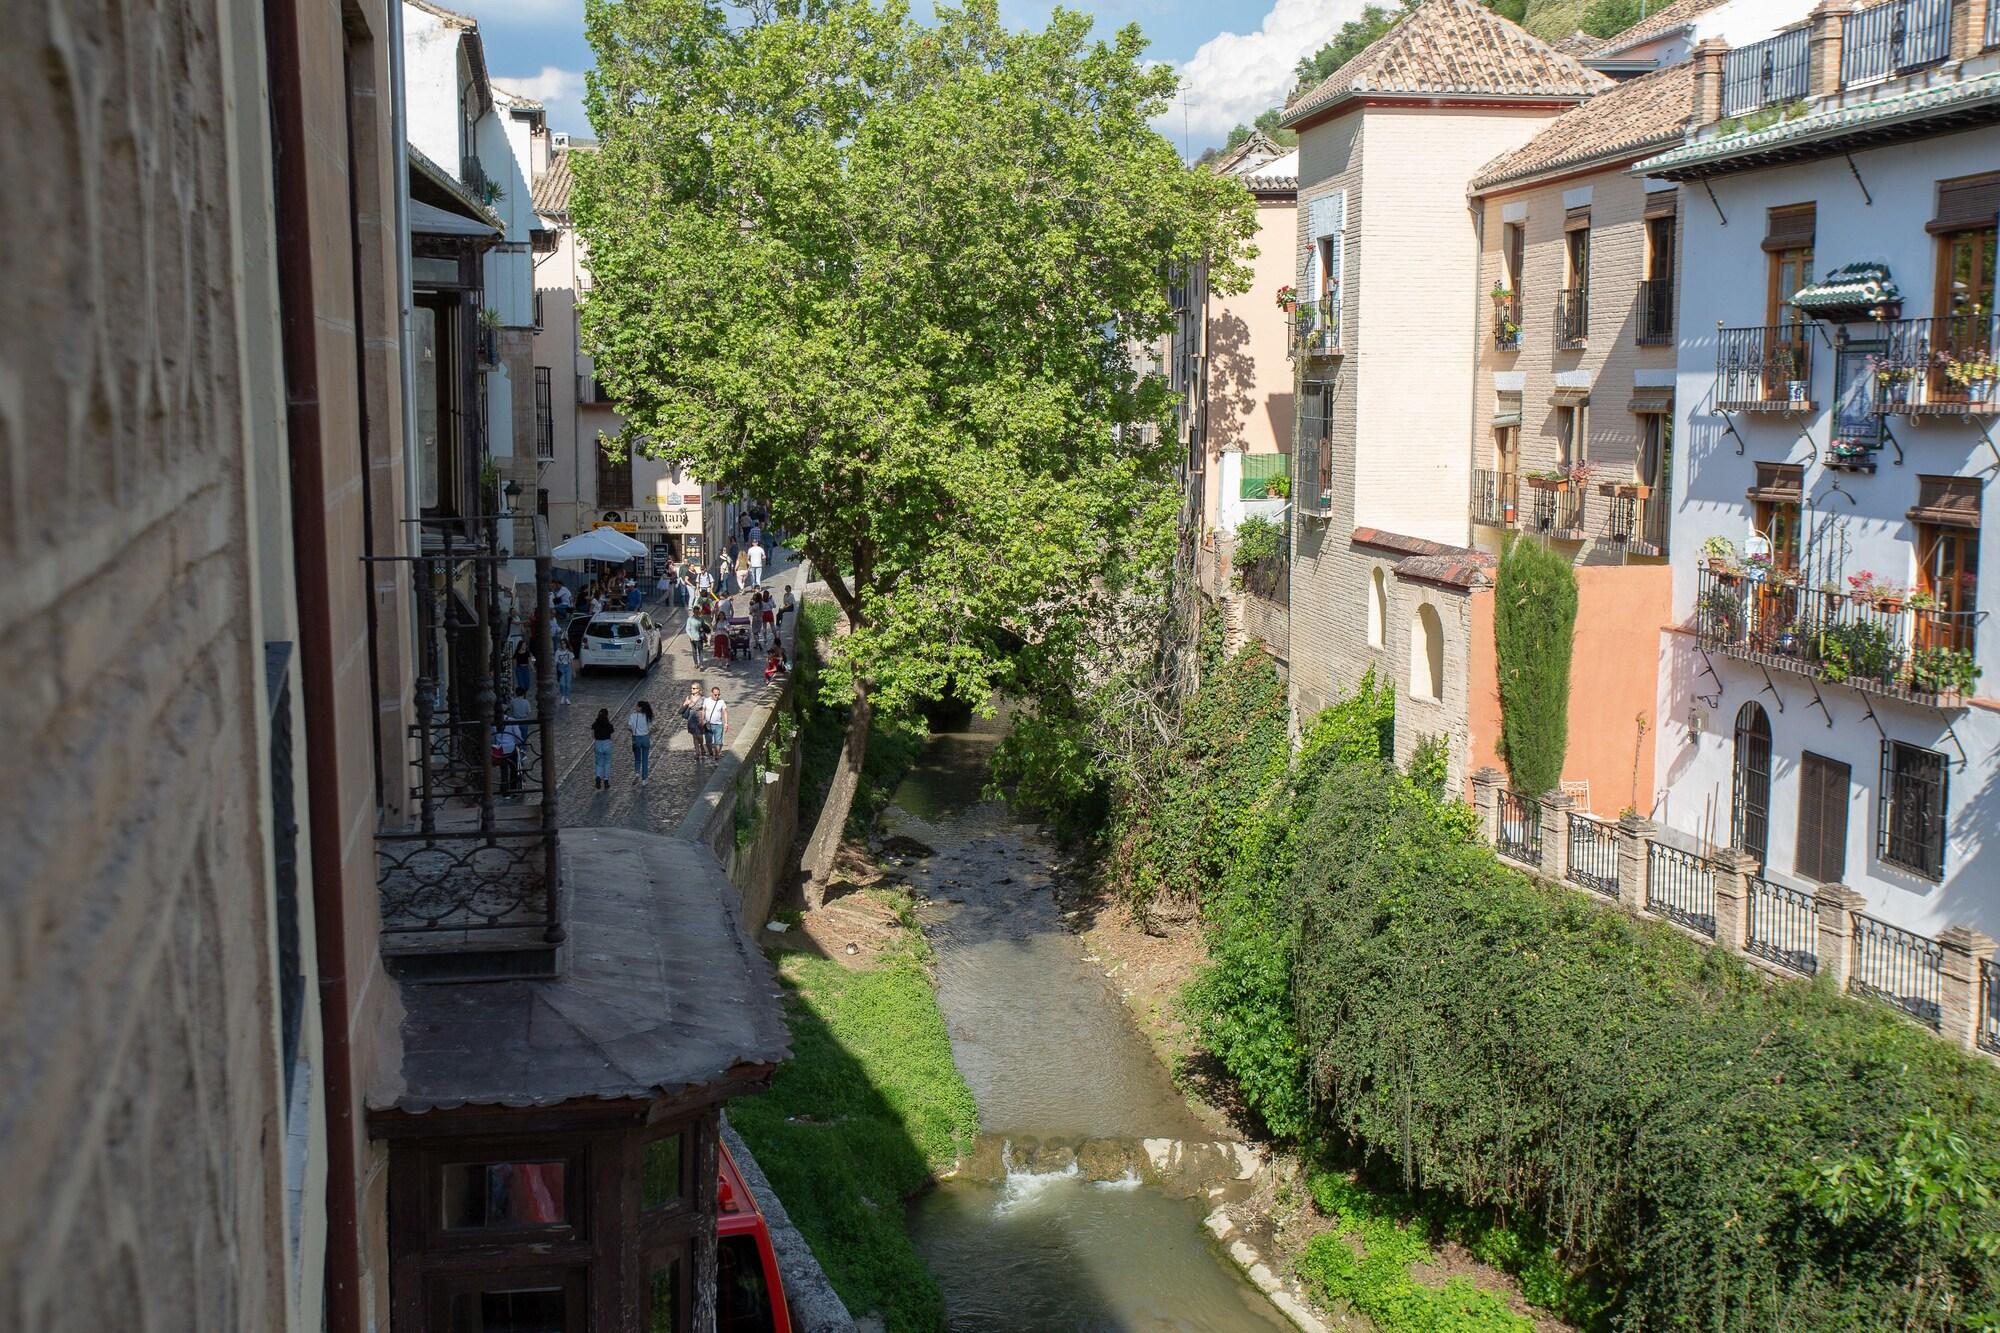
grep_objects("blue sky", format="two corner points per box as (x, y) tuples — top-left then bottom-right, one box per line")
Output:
(466, 0), (1372, 155)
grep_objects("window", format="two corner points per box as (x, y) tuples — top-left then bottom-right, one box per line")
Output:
(1368, 568), (1387, 648)
(442, 1161), (569, 1230)
(718, 1236), (779, 1333)
(1753, 492), (1802, 573)
(1880, 741), (1948, 879)
(647, 1259), (682, 1333)
(1641, 211), (1675, 344)
(1638, 412), (1668, 492)
(1645, 213), (1676, 286)
(1560, 214), (1589, 347)
(1765, 205), (1815, 394)
(449, 1285), (568, 1333)
(1931, 173), (1998, 323)
(1915, 515), (1979, 654)
(1794, 751), (1851, 885)
(1503, 222), (1526, 300)
(1731, 703), (1772, 867)
(640, 1134), (684, 1211)
(1318, 235), (1338, 302)
(597, 439), (634, 507)
(414, 295), (462, 517)
(534, 366), (555, 460)
(1410, 603), (1443, 701)
(1557, 405), (1587, 468)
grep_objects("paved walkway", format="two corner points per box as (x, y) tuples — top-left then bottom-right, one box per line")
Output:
(551, 550), (809, 834)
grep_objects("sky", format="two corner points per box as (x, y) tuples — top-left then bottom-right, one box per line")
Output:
(464, 0), (1378, 157)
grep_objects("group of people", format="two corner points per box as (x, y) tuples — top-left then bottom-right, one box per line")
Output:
(554, 572), (649, 618)
(586, 683), (732, 789)
(683, 585), (794, 666)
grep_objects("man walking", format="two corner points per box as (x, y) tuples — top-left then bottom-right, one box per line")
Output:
(746, 539), (766, 588)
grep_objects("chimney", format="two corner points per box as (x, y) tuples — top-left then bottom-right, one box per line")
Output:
(1808, 2), (1853, 99)
(1690, 38), (1729, 128)
(1956, 0), (1992, 61)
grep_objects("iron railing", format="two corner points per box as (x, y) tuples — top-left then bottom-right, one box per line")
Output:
(1292, 292), (1341, 358)
(1494, 292), (1523, 350)
(1851, 913), (1943, 1026)
(1296, 382), (1335, 515)
(1723, 28), (1811, 116)
(1980, 957), (2000, 1054)
(1878, 314), (2000, 413)
(534, 366), (555, 459)
(1472, 468), (1518, 527)
(266, 642), (305, 1097)
(1556, 288), (1588, 350)
(1647, 842), (1718, 936)
(1841, 0), (1951, 86)
(1716, 324), (1814, 409)
(461, 153), (493, 202)
(1604, 485), (1668, 556)
(1566, 813), (1620, 897)
(1694, 566), (1980, 706)
(1637, 278), (1674, 346)
(1497, 789), (1544, 866)
(1746, 875), (1819, 975)
(1527, 480), (1585, 538)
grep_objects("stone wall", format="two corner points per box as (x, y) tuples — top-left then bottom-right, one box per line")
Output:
(678, 679), (802, 930)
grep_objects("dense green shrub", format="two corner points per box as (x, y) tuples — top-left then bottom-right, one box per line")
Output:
(1233, 514), (1283, 569)
(1493, 536), (1576, 796)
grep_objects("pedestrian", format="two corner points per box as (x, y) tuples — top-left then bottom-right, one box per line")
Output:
(702, 686), (728, 756)
(680, 682), (706, 755)
(554, 639), (574, 704)
(778, 586), (795, 627)
(697, 565), (715, 598)
(626, 575), (642, 612)
(629, 700), (655, 785)
(716, 553), (733, 595)
(760, 591), (777, 646)
(551, 579), (574, 614)
(738, 510), (753, 548)
(686, 611), (706, 664)
(746, 539), (766, 588)
(591, 708), (615, 789)
(513, 638), (533, 695)
(656, 568), (674, 604)
(494, 718), (523, 799)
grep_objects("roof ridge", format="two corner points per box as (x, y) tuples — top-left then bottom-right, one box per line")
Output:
(1472, 60), (1695, 191)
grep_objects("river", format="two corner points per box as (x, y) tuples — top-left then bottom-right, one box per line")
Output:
(885, 714), (1294, 1332)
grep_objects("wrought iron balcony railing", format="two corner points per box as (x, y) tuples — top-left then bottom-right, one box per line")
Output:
(1493, 293), (1522, 351)
(1694, 565), (1980, 706)
(1602, 481), (1668, 556)
(1555, 288), (1588, 350)
(1525, 475), (1586, 538)
(1472, 468), (1518, 527)
(1722, 28), (1810, 116)
(1878, 314), (2000, 415)
(1290, 291), (1341, 359)
(1716, 324), (1814, 410)
(1841, 0), (1950, 87)
(1637, 278), (1674, 347)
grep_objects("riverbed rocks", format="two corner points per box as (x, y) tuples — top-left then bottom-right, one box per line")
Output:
(953, 1134), (1263, 1201)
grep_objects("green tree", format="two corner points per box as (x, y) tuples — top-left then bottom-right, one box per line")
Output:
(1223, 107), (1300, 153)
(1293, 2), (1416, 93)
(1580, 0), (1648, 39)
(575, 0), (1256, 891)
(1493, 536), (1577, 796)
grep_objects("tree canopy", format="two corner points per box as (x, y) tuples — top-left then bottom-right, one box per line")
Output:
(574, 0), (1257, 879)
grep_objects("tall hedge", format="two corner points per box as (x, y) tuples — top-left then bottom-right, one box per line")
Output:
(1493, 537), (1577, 797)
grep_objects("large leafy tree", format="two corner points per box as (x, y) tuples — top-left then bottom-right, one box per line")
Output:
(575, 0), (1255, 891)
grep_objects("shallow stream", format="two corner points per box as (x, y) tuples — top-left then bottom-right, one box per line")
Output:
(889, 716), (1292, 1331)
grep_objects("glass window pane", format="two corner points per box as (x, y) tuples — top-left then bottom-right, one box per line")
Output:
(647, 1260), (681, 1333)
(441, 1161), (568, 1230)
(718, 1235), (777, 1333)
(414, 304), (440, 510)
(641, 1135), (683, 1210)
(449, 1286), (566, 1333)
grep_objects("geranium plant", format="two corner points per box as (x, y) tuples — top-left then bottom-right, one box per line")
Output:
(1276, 284), (1299, 313)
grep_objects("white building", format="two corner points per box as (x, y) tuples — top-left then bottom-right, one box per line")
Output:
(1639, 0), (2000, 945)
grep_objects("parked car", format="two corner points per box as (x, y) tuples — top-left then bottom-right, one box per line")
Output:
(578, 612), (661, 672)
(563, 609), (592, 656)
(717, 1141), (792, 1333)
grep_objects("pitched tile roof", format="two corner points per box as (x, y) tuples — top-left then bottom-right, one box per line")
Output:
(532, 147), (576, 218)
(1590, 0), (1729, 58)
(1473, 61), (1694, 191)
(1281, 0), (1609, 129)
(1352, 527), (1497, 589)
(1209, 129), (1288, 178)
(1241, 149), (1300, 193)
(1551, 30), (1603, 57)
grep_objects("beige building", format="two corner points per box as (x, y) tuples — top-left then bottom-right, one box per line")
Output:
(1277, 0), (1607, 783)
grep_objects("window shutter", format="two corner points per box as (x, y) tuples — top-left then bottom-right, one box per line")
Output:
(1928, 172), (2000, 235)
(1747, 462), (1804, 503)
(1643, 193), (1678, 220)
(1762, 204), (1816, 252)
(1308, 191), (1345, 239)
(1907, 475), (1981, 528)
(1564, 206), (1591, 232)
(1325, 231), (1342, 297)
(1302, 246), (1319, 302)
(1794, 752), (1849, 884)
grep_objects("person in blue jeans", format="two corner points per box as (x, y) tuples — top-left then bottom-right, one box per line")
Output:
(629, 701), (655, 786)
(591, 709), (615, 789)
(554, 641), (574, 704)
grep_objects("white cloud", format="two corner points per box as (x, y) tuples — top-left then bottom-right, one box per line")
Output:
(494, 65), (590, 134)
(1159, 0), (1371, 149)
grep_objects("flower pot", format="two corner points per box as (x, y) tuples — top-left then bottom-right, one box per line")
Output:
(1875, 596), (1904, 613)
(1501, 501), (1517, 525)
(1525, 475), (1568, 492)
(1707, 556), (1729, 574)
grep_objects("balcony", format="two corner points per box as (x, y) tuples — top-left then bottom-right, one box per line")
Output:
(1472, 468), (1518, 527)
(1290, 291), (1342, 359)
(1555, 288), (1588, 351)
(1524, 474), (1586, 540)
(377, 523), (564, 979)
(1722, 28), (1810, 116)
(1716, 325), (1815, 411)
(1601, 481), (1668, 557)
(1493, 292), (1522, 351)
(1637, 278), (1674, 347)
(461, 153), (495, 205)
(1878, 314), (2000, 415)
(1841, 0), (1950, 88)
(1694, 564), (1979, 707)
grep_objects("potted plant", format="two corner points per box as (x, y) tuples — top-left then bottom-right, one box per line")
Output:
(1265, 473), (1290, 499)
(1744, 551), (1774, 583)
(1698, 587), (1744, 644)
(1910, 645), (1981, 699)
(1700, 534), (1738, 575)
(1906, 588), (1938, 611)
(1564, 459), (1599, 489)
(1878, 365), (1918, 408)
(1276, 284), (1300, 315)
(478, 306), (502, 365)
(1524, 467), (1567, 491)
(1945, 355), (1999, 405)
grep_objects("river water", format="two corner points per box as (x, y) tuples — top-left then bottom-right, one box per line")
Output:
(889, 716), (1293, 1332)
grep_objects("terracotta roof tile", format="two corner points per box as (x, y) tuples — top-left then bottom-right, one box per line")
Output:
(1472, 61), (1694, 190)
(1282, 0), (1609, 128)
(1590, 0), (1729, 58)
(532, 148), (576, 218)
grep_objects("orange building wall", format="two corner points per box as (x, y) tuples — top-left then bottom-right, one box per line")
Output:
(1467, 564), (1670, 817)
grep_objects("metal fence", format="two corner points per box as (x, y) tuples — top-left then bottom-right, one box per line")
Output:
(1528, 482), (1584, 538)
(1646, 842), (1718, 936)
(1851, 913), (1943, 1026)
(1841, 0), (1950, 86)
(1716, 324), (1813, 409)
(1879, 314), (2000, 413)
(1555, 288), (1588, 350)
(1723, 28), (1811, 116)
(1497, 789), (1543, 867)
(1637, 278), (1673, 346)
(1746, 875), (1819, 975)
(1566, 813), (1620, 897)
(1472, 468), (1517, 527)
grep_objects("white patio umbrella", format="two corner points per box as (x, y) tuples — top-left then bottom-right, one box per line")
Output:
(551, 528), (648, 562)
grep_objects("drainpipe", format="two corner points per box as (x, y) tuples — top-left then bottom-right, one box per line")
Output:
(392, 0), (419, 594)
(264, 2), (364, 1331)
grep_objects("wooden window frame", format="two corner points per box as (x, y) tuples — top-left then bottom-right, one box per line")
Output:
(1934, 224), (1997, 321)
(1914, 519), (1979, 653)
(1794, 751), (1851, 885)
(1503, 221), (1526, 302)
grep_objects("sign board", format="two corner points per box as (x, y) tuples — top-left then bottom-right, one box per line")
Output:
(650, 543), (671, 577)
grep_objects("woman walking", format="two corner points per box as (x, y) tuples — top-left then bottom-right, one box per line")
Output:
(686, 609), (706, 664)
(629, 701), (655, 786)
(681, 682), (706, 757)
(554, 639), (574, 705)
(701, 686), (728, 758)
(590, 708), (615, 789)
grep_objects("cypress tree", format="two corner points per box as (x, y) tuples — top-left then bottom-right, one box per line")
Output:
(1494, 536), (1577, 797)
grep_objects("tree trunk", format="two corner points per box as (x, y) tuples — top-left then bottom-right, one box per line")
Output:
(800, 681), (872, 908)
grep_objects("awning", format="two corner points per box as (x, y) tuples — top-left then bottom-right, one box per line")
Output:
(410, 197), (500, 239)
(1550, 387), (1590, 406)
(1792, 261), (1899, 317)
(1628, 387), (1674, 414)
(1908, 474), (1981, 528)
(552, 528), (649, 561)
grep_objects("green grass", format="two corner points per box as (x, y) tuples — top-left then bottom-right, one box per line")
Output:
(730, 902), (978, 1333)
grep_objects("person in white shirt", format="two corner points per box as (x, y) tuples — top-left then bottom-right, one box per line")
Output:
(701, 688), (728, 757)
(697, 567), (715, 597)
(746, 540), (767, 587)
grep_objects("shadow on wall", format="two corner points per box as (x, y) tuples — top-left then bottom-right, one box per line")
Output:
(1205, 310), (1255, 456)
(1938, 734), (2000, 938)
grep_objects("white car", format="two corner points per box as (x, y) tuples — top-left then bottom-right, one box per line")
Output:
(579, 612), (662, 672)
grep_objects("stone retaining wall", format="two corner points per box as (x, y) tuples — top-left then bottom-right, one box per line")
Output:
(677, 679), (800, 929)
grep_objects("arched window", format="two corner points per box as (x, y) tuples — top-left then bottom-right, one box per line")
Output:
(1368, 568), (1387, 647)
(1731, 702), (1772, 866)
(1410, 603), (1444, 701)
